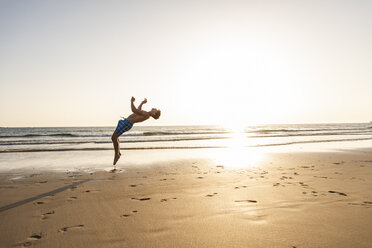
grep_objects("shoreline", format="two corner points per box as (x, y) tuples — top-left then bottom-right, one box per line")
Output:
(1, 140), (372, 174)
(1, 136), (372, 154)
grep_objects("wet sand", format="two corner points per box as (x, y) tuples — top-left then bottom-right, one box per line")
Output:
(0, 150), (371, 248)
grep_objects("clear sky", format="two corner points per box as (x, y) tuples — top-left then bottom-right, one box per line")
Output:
(0, 0), (371, 127)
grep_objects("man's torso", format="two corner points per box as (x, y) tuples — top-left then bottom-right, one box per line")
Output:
(127, 113), (149, 124)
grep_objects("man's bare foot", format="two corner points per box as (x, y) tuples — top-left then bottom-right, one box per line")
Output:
(113, 153), (121, 165)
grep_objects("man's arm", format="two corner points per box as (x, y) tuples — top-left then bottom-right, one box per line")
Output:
(131, 97), (149, 116)
(130, 97), (138, 113)
(138, 98), (147, 110)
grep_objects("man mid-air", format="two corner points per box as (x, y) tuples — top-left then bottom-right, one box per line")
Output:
(111, 97), (161, 165)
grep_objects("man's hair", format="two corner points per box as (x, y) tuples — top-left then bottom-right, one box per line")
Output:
(153, 109), (161, 119)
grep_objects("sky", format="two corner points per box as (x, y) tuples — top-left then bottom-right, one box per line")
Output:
(0, 0), (371, 127)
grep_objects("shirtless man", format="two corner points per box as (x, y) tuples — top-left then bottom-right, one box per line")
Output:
(111, 97), (161, 165)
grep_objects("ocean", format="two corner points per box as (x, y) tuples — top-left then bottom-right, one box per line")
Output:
(1, 123), (372, 173)
(1, 123), (372, 153)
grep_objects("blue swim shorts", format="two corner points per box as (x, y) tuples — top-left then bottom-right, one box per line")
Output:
(114, 118), (133, 136)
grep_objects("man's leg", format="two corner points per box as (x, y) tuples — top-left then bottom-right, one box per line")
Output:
(111, 132), (121, 165)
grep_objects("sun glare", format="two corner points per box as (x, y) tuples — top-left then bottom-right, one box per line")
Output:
(225, 124), (247, 148)
(210, 125), (264, 168)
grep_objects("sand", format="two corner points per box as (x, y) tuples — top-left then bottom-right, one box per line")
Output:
(0, 149), (371, 248)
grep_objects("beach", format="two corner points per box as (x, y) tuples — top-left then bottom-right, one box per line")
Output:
(2, 0), (371, 246)
(0, 147), (371, 248)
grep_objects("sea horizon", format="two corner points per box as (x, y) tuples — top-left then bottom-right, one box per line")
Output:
(1, 121), (371, 128)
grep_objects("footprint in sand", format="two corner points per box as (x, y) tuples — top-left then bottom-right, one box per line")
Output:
(328, 190), (347, 196)
(41, 210), (55, 220)
(58, 225), (84, 233)
(235, 200), (258, 203)
(299, 182), (309, 187)
(280, 176), (289, 180)
(197, 177), (204, 179)
(17, 234), (43, 247)
(131, 197), (151, 201)
(205, 193), (218, 197)
(83, 189), (100, 193)
(27, 234), (42, 241)
(121, 210), (138, 217)
(161, 197), (177, 202)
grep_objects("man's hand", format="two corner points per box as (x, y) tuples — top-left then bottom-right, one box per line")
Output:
(138, 98), (147, 110)
(131, 96), (135, 102)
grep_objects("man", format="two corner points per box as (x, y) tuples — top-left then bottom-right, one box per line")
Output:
(111, 97), (161, 165)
